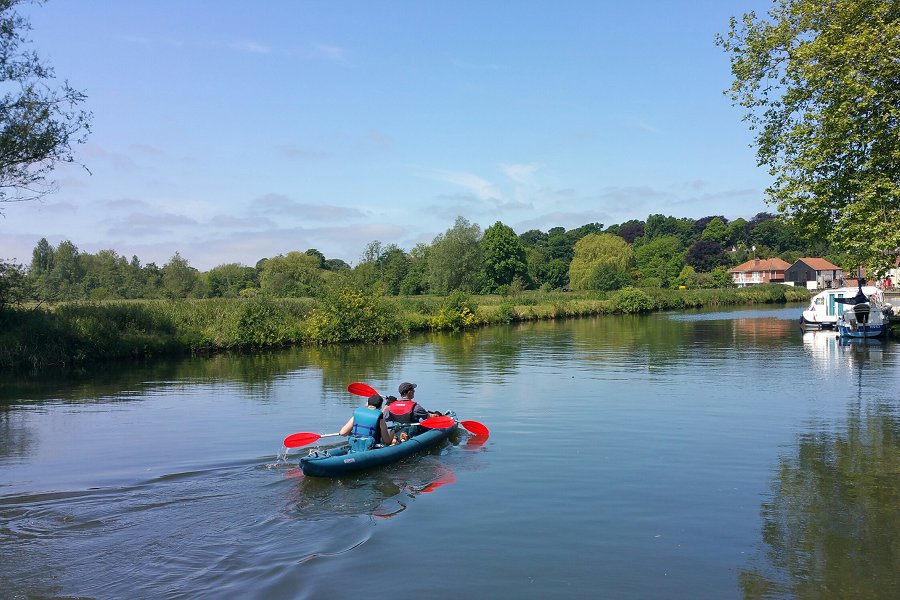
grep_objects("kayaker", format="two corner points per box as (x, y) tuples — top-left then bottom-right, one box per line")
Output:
(384, 382), (440, 423)
(340, 394), (394, 451)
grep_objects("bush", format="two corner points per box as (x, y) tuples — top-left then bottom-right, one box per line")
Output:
(303, 285), (405, 343)
(612, 287), (653, 313)
(429, 290), (479, 330)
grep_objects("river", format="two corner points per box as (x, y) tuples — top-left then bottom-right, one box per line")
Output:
(1, 305), (898, 599)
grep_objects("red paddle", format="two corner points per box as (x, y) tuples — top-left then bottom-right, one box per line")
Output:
(416, 415), (455, 429)
(283, 431), (342, 448)
(347, 382), (379, 397)
(460, 420), (489, 436)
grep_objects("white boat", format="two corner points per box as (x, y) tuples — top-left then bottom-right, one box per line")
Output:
(799, 285), (883, 330)
(834, 286), (890, 338)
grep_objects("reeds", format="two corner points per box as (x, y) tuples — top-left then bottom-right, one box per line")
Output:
(0, 285), (811, 371)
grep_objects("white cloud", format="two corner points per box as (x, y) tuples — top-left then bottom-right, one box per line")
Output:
(501, 163), (539, 184)
(229, 40), (272, 54)
(250, 193), (367, 220)
(415, 167), (503, 202)
(312, 43), (349, 63)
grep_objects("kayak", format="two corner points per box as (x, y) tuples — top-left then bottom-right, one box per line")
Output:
(299, 411), (459, 477)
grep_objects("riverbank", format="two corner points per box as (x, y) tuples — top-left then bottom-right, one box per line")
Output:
(0, 285), (811, 371)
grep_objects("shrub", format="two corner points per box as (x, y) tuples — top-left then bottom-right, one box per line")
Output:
(303, 285), (405, 343)
(429, 290), (479, 330)
(612, 287), (653, 313)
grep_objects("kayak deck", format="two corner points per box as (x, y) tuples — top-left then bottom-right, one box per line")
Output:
(299, 411), (458, 477)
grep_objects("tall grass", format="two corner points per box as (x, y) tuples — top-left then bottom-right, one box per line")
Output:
(0, 285), (811, 371)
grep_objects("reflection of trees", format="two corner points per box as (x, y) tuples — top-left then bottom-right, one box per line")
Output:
(0, 342), (410, 406)
(0, 407), (33, 459)
(741, 405), (900, 599)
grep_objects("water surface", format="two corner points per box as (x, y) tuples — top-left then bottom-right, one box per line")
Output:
(1, 306), (897, 599)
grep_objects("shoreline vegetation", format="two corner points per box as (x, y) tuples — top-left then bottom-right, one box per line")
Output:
(1, 284), (811, 372)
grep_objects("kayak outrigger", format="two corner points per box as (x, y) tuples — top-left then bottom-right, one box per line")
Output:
(299, 412), (459, 477)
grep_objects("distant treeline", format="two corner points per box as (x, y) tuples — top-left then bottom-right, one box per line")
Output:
(0, 212), (839, 309)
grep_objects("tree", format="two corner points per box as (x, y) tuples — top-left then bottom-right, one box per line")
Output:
(0, 259), (27, 308)
(700, 217), (729, 244)
(481, 221), (529, 292)
(634, 235), (685, 287)
(377, 244), (411, 295)
(718, 0), (900, 276)
(685, 240), (729, 272)
(205, 262), (255, 297)
(259, 251), (323, 297)
(568, 233), (633, 291)
(587, 262), (631, 291)
(518, 229), (547, 248)
(161, 252), (197, 298)
(399, 242), (428, 295)
(46, 239), (82, 300)
(427, 216), (483, 294)
(725, 218), (749, 248)
(80, 249), (126, 299)
(304, 248), (325, 269)
(0, 1), (91, 210)
(616, 219), (646, 244)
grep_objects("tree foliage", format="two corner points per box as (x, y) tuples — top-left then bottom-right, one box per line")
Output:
(427, 216), (483, 294)
(634, 235), (686, 287)
(258, 251), (323, 297)
(481, 221), (528, 292)
(685, 240), (729, 272)
(568, 233), (633, 291)
(0, 0), (91, 209)
(718, 0), (900, 275)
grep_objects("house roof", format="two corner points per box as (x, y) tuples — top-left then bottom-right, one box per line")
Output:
(794, 257), (841, 271)
(729, 258), (791, 273)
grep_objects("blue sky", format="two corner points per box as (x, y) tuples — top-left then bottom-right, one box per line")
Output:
(2, 0), (774, 271)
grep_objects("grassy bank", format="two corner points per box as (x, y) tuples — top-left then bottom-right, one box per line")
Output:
(1, 285), (810, 371)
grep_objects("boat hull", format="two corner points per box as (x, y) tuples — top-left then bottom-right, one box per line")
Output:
(299, 412), (458, 477)
(799, 316), (834, 331)
(837, 323), (886, 338)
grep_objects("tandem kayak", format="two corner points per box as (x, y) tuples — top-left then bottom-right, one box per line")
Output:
(299, 411), (459, 477)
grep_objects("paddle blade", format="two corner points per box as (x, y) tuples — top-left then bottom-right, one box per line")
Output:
(418, 415), (456, 429)
(283, 432), (322, 448)
(348, 382), (378, 397)
(461, 420), (489, 436)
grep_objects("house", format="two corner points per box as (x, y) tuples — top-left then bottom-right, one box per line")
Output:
(729, 258), (791, 287)
(784, 258), (844, 290)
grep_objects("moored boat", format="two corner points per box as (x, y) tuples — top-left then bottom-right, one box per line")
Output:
(299, 411), (459, 477)
(835, 287), (889, 338)
(799, 285), (883, 330)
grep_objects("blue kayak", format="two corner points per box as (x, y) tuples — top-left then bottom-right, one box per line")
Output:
(299, 411), (459, 477)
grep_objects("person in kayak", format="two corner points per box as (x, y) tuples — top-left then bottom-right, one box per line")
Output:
(340, 394), (394, 451)
(384, 382), (441, 423)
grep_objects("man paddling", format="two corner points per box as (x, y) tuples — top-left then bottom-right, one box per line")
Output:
(384, 382), (440, 424)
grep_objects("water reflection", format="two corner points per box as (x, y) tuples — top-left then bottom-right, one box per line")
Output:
(741, 337), (900, 598)
(284, 458), (459, 519)
(0, 407), (34, 459)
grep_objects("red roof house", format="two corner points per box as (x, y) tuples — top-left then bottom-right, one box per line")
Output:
(729, 258), (791, 287)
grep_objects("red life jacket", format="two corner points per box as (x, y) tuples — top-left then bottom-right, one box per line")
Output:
(388, 400), (417, 423)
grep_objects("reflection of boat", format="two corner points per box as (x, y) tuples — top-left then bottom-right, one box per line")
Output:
(799, 286), (885, 330)
(286, 461), (458, 518)
(834, 285), (890, 338)
(299, 412), (459, 477)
